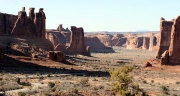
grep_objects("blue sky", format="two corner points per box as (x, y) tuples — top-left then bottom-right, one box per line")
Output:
(0, 0), (180, 32)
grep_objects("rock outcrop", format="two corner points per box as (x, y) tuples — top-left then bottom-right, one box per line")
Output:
(0, 7), (47, 37)
(11, 7), (35, 37)
(149, 34), (158, 51)
(84, 35), (115, 53)
(146, 16), (180, 65)
(54, 44), (66, 53)
(96, 34), (112, 46)
(160, 50), (169, 65)
(46, 31), (66, 47)
(156, 17), (173, 58)
(66, 26), (90, 56)
(57, 24), (70, 32)
(111, 34), (126, 46)
(142, 37), (150, 49)
(48, 51), (65, 62)
(126, 37), (143, 49)
(0, 13), (17, 35)
(34, 8), (46, 38)
(46, 25), (91, 55)
(168, 16), (180, 64)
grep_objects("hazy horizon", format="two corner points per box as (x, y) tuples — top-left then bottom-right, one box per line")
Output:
(0, 0), (179, 32)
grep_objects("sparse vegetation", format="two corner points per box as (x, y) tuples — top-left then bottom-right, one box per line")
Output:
(72, 88), (79, 94)
(48, 82), (55, 88)
(161, 86), (170, 95)
(1, 47), (179, 95)
(18, 92), (26, 96)
(110, 65), (133, 95)
(79, 78), (90, 87)
(15, 78), (21, 84)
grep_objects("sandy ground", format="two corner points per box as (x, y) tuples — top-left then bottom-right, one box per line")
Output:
(1, 47), (180, 96)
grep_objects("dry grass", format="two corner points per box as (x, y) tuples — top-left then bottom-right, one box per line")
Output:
(1, 47), (180, 96)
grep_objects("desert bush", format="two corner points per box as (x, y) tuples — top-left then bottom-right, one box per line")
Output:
(161, 86), (170, 95)
(173, 94), (177, 96)
(142, 80), (147, 84)
(92, 86), (98, 90)
(110, 65), (133, 95)
(36, 72), (42, 76)
(131, 83), (141, 94)
(18, 92), (26, 96)
(39, 76), (44, 80)
(15, 78), (20, 84)
(98, 85), (104, 89)
(151, 80), (154, 83)
(48, 82), (55, 88)
(79, 78), (89, 87)
(92, 78), (98, 81)
(72, 88), (79, 94)
(47, 73), (51, 77)
(176, 81), (180, 84)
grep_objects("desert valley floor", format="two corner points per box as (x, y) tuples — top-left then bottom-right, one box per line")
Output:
(1, 47), (180, 96)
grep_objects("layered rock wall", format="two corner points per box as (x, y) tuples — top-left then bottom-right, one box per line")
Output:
(0, 13), (17, 35)
(168, 16), (180, 64)
(0, 7), (46, 38)
(67, 26), (90, 56)
(126, 37), (143, 49)
(149, 34), (158, 51)
(156, 18), (173, 58)
(142, 37), (150, 49)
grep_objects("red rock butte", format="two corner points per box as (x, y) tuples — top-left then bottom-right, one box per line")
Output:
(147, 16), (180, 65)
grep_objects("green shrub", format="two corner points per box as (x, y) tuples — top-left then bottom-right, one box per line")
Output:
(15, 78), (20, 84)
(98, 85), (104, 89)
(79, 78), (89, 87)
(161, 86), (170, 95)
(18, 92), (26, 96)
(142, 80), (147, 84)
(47, 73), (51, 77)
(151, 80), (154, 83)
(72, 88), (79, 94)
(36, 72), (42, 76)
(110, 65), (133, 95)
(48, 82), (55, 88)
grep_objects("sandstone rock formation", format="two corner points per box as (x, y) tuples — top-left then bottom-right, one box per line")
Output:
(11, 7), (34, 37)
(145, 16), (180, 66)
(111, 34), (126, 46)
(94, 34), (127, 47)
(149, 34), (158, 51)
(46, 31), (66, 47)
(35, 8), (46, 38)
(156, 17), (173, 58)
(168, 16), (180, 64)
(144, 58), (160, 67)
(84, 33), (158, 51)
(142, 37), (150, 49)
(46, 25), (92, 55)
(85, 35), (106, 49)
(57, 24), (69, 32)
(54, 44), (66, 53)
(66, 26), (90, 56)
(160, 50), (169, 65)
(84, 35), (115, 53)
(48, 51), (65, 62)
(96, 34), (112, 46)
(10, 7), (46, 38)
(0, 13), (17, 35)
(126, 37), (143, 49)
